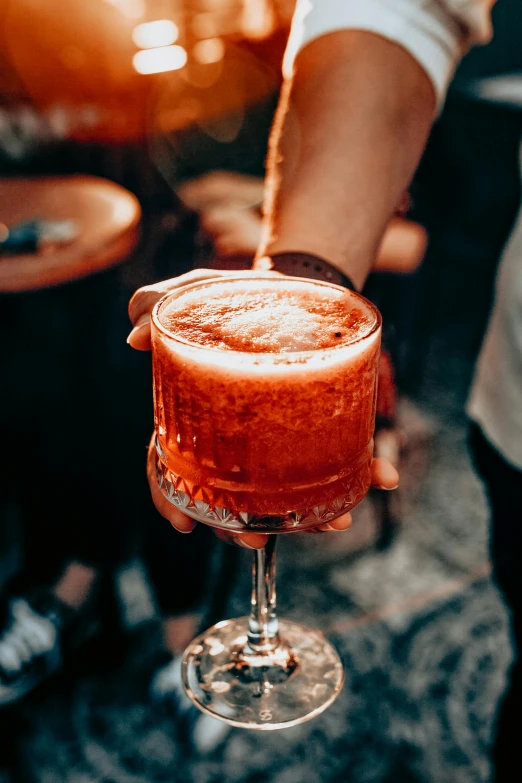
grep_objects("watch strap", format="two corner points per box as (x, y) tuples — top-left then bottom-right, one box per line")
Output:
(258, 252), (357, 291)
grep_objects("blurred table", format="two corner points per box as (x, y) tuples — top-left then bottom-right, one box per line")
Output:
(0, 175), (140, 292)
(0, 174), (144, 585)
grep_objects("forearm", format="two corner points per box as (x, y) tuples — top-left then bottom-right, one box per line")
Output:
(256, 30), (436, 290)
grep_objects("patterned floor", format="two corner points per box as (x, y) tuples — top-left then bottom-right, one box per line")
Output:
(0, 388), (511, 783)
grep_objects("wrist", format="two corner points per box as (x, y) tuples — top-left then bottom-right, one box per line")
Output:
(254, 252), (357, 292)
(256, 231), (372, 290)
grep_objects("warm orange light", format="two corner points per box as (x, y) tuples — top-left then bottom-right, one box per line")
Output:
(132, 20), (179, 49)
(199, 0), (224, 9)
(105, 0), (145, 20)
(242, 0), (275, 40)
(193, 38), (225, 65)
(191, 12), (219, 39)
(133, 46), (187, 74)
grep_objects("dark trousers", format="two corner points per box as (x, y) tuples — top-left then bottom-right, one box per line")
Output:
(1, 278), (128, 593)
(143, 514), (215, 618)
(468, 423), (522, 783)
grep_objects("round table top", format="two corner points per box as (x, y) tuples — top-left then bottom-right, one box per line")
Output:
(0, 175), (141, 292)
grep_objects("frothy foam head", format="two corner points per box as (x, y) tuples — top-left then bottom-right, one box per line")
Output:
(157, 277), (377, 354)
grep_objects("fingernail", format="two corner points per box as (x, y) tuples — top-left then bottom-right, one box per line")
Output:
(375, 483), (399, 491)
(171, 522), (195, 534)
(127, 314), (150, 344)
(232, 536), (257, 549)
(126, 322), (148, 344)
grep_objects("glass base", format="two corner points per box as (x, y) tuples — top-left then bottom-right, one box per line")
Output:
(181, 616), (344, 730)
(155, 440), (358, 533)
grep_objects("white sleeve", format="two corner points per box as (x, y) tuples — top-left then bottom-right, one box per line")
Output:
(283, 0), (495, 107)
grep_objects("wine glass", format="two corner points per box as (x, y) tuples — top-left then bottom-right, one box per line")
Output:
(151, 274), (381, 729)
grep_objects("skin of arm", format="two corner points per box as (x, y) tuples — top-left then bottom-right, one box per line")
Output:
(256, 30), (437, 290)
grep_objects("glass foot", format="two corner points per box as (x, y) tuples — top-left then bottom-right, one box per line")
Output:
(181, 616), (344, 730)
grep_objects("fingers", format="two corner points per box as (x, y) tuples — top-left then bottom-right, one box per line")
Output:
(147, 424), (361, 544)
(315, 511), (353, 533)
(146, 436), (197, 533)
(310, 458), (399, 536)
(128, 268), (222, 326)
(200, 207), (262, 257)
(374, 217), (427, 274)
(147, 434), (268, 546)
(213, 529), (269, 550)
(127, 268), (285, 350)
(215, 511), (352, 544)
(127, 269), (227, 350)
(178, 171), (264, 211)
(127, 267), (273, 348)
(127, 313), (153, 351)
(371, 457), (399, 490)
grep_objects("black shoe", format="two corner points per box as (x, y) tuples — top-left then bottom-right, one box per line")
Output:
(0, 592), (82, 706)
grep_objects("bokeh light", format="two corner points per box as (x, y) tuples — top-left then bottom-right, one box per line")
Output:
(193, 38), (225, 65)
(133, 45), (187, 74)
(191, 12), (219, 39)
(242, 0), (275, 40)
(132, 20), (179, 49)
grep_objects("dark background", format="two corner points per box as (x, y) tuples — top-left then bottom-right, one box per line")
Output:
(1, 1), (522, 780)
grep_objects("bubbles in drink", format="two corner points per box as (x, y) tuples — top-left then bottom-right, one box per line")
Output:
(158, 279), (376, 353)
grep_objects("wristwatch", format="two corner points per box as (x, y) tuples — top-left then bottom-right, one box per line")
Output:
(257, 252), (357, 292)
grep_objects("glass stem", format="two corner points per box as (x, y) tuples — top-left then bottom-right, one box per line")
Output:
(247, 536), (280, 653)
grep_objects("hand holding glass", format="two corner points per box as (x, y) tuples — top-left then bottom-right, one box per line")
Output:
(151, 274), (381, 729)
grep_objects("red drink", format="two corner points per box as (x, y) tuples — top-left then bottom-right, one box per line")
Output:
(152, 275), (381, 524)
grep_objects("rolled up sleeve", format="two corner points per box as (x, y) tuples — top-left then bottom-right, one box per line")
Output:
(283, 0), (495, 107)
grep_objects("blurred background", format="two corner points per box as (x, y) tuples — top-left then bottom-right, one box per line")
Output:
(1, 1), (522, 781)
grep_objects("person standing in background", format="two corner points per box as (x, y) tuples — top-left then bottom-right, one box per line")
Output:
(467, 113), (522, 778)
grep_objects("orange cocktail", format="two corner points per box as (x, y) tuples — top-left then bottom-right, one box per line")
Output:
(150, 274), (382, 730)
(152, 275), (381, 527)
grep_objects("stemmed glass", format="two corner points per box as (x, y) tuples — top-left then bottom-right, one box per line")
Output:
(151, 274), (381, 729)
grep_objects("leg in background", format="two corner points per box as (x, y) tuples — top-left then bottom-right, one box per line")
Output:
(468, 423), (522, 783)
(142, 516), (219, 654)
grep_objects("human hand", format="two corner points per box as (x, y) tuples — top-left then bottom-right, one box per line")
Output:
(146, 432), (398, 549)
(177, 171), (264, 212)
(128, 269), (399, 549)
(127, 268), (239, 351)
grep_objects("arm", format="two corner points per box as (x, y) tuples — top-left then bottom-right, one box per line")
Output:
(256, 0), (495, 290)
(256, 31), (435, 290)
